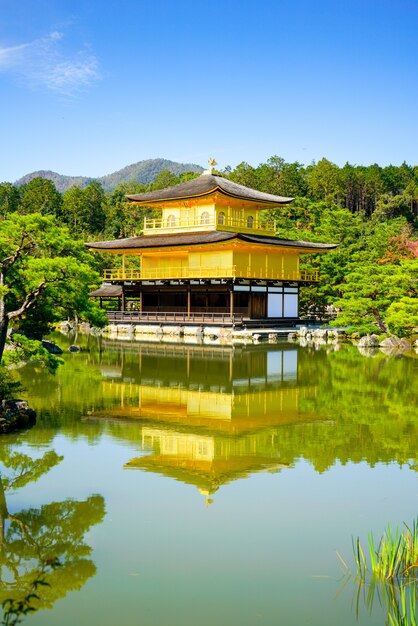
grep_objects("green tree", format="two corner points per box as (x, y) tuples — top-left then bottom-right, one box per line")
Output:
(256, 157), (307, 197)
(225, 161), (259, 190)
(62, 182), (106, 235)
(177, 171), (200, 183)
(0, 184), (20, 219)
(334, 259), (418, 334)
(306, 158), (342, 203)
(278, 162), (307, 197)
(104, 181), (148, 238)
(17, 179), (62, 218)
(290, 207), (417, 331)
(362, 163), (384, 216)
(339, 163), (383, 216)
(373, 194), (411, 221)
(61, 185), (85, 231)
(385, 296), (418, 336)
(0, 213), (106, 363)
(151, 170), (180, 191)
(404, 180), (418, 222)
(83, 181), (106, 234)
(381, 162), (414, 195)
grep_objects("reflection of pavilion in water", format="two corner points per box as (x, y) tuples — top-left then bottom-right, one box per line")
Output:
(97, 343), (319, 499)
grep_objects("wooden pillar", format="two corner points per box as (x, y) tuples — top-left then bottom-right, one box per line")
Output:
(118, 296), (121, 312)
(187, 287), (191, 319)
(230, 289), (234, 318)
(99, 297), (103, 309)
(139, 288), (143, 314)
(122, 254), (126, 278)
(121, 287), (126, 312)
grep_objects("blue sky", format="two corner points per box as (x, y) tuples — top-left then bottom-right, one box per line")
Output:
(1, 0), (418, 181)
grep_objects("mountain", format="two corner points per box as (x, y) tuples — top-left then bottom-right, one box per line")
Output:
(14, 158), (204, 192)
(14, 170), (94, 192)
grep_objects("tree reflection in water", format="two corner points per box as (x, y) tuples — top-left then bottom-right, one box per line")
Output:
(0, 445), (105, 622)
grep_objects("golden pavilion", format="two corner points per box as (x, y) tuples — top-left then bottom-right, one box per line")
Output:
(87, 162), (337, 326)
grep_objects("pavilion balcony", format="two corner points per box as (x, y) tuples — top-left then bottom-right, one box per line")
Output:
(103, 266), (319, 282)
(142, 216), (276, 236)
(106, 310), (246, 326)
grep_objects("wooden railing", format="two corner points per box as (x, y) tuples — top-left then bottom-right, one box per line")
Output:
(140, 306), (248, 314)
(106, 310), (244, 325)
(143, 216), (276, 235)
(103, 266), (319, 282)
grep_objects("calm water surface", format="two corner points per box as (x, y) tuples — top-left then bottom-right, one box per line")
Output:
(1, 335), (417, 625)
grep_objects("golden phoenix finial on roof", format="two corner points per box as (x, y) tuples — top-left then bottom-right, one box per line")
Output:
(203, 158), (218, 175)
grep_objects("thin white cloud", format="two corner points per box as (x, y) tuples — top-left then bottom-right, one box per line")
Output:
(45, 58), (99, 92)
(0, 42), (31, 68)
(0, 31), (100, 95)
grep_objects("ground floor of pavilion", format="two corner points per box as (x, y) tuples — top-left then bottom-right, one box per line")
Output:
(90, 278), (304, 327)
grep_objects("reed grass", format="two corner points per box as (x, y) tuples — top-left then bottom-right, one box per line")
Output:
(357, 520), (418, 581)
(338, 520), (418, 626)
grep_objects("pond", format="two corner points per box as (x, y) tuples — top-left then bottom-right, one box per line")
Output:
(0, 334), (417, 625)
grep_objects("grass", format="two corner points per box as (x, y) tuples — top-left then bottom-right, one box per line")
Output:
(338, 520), (418, 582)
(338, 520), (418, 626)
(366, 521), (418, 581)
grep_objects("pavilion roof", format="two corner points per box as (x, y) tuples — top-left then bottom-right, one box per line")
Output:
(125, 174), (294, 207)
(125, 454), (287, 494)
(89, 284), (123, 297)
(86, 230), (338, 252)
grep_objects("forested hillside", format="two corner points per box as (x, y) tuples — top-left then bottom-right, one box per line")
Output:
(225, 157), (418, 220)
(14, 158), (203, 192)
(1, 156), (417, 337)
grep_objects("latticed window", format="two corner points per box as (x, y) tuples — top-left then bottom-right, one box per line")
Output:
(247, 215), (254, 228)
(218, 211), (225, 225)
(167, 214), (177, 227)
(200, 211), (210, 224)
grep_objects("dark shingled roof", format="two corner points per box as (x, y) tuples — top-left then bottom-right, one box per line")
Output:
(89, 284), (123, 297)
(125, 174), (294, 206)
(86, 231), (338, 252)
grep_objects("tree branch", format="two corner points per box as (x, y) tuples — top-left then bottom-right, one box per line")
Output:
(370, 308), (388, 333)
(7, 283), (46, 321)
(6, 271), (70, 321)
(0, 232), (34, 275)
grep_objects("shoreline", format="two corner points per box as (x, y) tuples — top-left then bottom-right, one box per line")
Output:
(55, 321), (418, 354)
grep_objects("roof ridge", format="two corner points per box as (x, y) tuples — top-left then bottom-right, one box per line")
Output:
(125, 173), (294, 206)
(86, 230), (337, 251)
